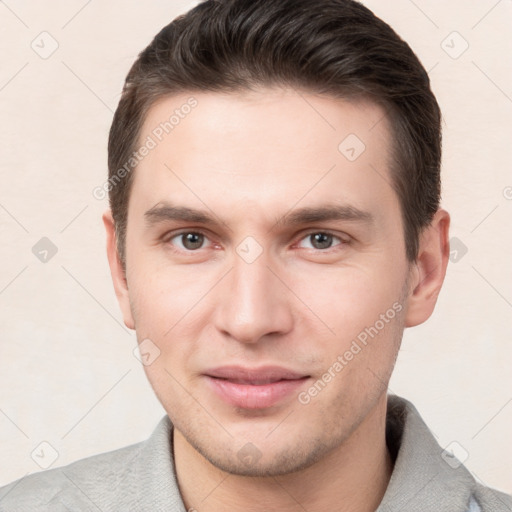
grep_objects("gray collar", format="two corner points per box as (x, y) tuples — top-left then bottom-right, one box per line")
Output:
(377, 395), (476, 512)
(118, 395), (481, 511)
(2, 394), (509, 510)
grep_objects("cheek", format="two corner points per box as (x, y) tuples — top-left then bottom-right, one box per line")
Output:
(127, 265), (215, 373)
(129, 269), (206, 409)
(128, 260), (208, 328)
(288, 261), (407, 388)
(291, 263), (404, 335)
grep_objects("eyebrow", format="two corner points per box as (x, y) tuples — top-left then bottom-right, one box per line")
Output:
(144, 203), (218, 228)
(274, 204), (374, 228)
(144, 202), (374, 229)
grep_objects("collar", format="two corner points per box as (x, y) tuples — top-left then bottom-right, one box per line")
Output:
(377, 394), (477, 512)
(128, 394), (479, 511)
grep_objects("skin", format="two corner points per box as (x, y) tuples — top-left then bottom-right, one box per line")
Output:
(104, 88), (450, 512)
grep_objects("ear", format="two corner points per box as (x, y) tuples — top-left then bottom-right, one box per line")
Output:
(102, 210), (135, 330)
(404, 209), (450, 328)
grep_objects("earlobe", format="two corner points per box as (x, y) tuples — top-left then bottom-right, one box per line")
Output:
(102, 210), (135, 330)
(404, 209), (450, 328)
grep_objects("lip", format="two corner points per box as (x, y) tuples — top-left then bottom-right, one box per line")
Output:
(204, 365), (310, 409)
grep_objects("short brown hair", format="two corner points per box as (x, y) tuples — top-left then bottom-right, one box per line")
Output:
(108, 0), (442, 265)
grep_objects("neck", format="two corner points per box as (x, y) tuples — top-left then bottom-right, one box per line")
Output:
(173, 395), (393, 512)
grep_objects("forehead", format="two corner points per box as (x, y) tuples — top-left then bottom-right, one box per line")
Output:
(130, 88), (397, 227)
(140, 88), (390, 159)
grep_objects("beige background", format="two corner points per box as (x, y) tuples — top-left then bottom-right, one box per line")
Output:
(0, 0), (511, 495)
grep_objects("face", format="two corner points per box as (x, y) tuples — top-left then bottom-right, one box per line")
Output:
(107, 88), (429, 476)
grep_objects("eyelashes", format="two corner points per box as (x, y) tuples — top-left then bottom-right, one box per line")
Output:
(167, 231), (212, 251)
(164, 229), (349, 255)
(296, 232), (344, 250)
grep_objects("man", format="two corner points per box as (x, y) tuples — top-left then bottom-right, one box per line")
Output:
(0, 0), (510, 510)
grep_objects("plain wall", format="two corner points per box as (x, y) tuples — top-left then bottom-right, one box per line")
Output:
(0, 0), (511, 494)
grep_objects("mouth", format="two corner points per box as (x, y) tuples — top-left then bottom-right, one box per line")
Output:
(204, 365), (311, 409)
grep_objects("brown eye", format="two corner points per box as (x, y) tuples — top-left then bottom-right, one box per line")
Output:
(310, 233), (333, 249)
(298, 232), (341, 250)
(170, 232), (207, 250)
(182, 233), (204, 250)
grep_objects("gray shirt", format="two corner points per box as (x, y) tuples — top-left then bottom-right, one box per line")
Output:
(0, 395), (510, 511)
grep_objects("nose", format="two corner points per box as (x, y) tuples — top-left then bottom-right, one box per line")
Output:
(212, 253), (294, 344)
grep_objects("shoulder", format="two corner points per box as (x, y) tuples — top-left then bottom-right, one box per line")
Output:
(472, 482), (512, 512)
(0, 441), (145, 511)
(0, 415), (181, 512)
(383, 395), (512, 512)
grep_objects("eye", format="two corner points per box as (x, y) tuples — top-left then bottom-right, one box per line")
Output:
(297, 232), (344, 250)
(168, 232), (211, 251)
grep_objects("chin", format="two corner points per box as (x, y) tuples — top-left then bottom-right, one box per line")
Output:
(188, 433), (331, 478)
